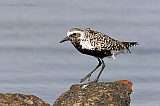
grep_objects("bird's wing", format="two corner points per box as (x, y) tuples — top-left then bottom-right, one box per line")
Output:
(83, 28), (137, 56)
(83, 28), (128, 52)
(84, 28), (117, 51)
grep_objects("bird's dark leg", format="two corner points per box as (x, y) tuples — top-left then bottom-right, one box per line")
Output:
(94, 59), (105, 82)
(80, 58), (101, 83)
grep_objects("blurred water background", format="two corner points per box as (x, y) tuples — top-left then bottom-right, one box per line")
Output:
(0, 0), (160, 105)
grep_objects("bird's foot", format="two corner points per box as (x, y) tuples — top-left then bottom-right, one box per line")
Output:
(80, 74), (91, 83)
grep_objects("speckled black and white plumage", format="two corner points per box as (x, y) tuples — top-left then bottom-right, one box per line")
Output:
(60, 28), (138, 83)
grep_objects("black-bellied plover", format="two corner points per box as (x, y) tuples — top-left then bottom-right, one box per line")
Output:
(60, 28), (138, 83)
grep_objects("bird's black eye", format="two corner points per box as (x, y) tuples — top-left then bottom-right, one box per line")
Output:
(72, 33), (76, 35)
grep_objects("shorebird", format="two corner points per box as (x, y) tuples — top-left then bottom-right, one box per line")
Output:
(60, 28), (138, 83)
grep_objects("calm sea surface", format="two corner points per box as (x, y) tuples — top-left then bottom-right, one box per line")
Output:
(0, 0), (160, 105)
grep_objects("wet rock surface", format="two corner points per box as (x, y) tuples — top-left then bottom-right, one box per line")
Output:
(53, 81), (132, 106)
(0, 81), (132, 106)
(0, 93), (50, 106)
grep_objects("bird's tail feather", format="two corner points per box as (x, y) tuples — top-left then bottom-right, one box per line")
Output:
(122, 42), (139, 53)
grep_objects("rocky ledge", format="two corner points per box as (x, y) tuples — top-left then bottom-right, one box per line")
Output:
(0, 80), (132, 106)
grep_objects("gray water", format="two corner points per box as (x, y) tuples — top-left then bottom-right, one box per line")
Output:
(0, 0), (160, 105)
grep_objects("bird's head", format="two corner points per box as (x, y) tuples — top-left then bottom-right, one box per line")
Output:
(60, 28), (83, 43)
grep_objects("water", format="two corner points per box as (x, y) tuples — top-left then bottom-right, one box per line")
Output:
(0, 0), (160, 105)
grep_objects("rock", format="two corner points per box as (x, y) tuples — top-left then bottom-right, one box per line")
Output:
(53, 80), (132, 106)
(0, 93), (50, 106)
(0, 80), (133, 106)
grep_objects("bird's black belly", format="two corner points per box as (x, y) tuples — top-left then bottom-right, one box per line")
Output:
(79, 48), (112, 58)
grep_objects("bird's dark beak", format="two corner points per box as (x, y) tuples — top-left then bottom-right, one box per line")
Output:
(60, 36), (70, 43)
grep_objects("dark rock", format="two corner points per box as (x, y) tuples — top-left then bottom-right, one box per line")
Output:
(0, 93), (50, 106)
(53, 81), (132, 106)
